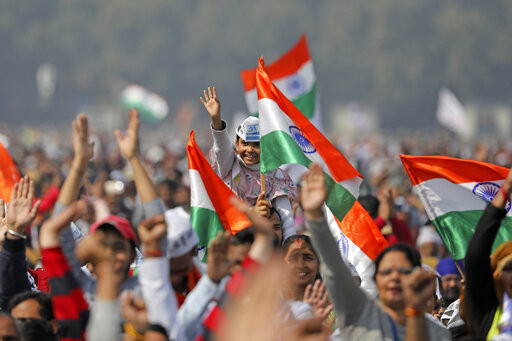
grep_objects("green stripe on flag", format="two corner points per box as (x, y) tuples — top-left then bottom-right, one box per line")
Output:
(260, 130), (311, 173)
(190, 206), (225, 261)
(261, 130), (356, 222)
(324, 175), (357, 222)
(433, 210), (512, 260)
(292, 83), (316, 119)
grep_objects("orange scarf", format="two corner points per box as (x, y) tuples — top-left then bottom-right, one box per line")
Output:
(175, 266), (202, 307)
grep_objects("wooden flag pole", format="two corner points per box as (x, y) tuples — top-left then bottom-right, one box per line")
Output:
(454, 261), (465, 282)
(260, 173), (266, 195)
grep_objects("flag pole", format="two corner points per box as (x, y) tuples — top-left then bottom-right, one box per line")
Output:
(455, 261), (465, 282)
(260, 173), (266, 194)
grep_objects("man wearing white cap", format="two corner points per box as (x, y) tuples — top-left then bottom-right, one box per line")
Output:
(164, 206), (203, 307)
(200, 86), (297, 242)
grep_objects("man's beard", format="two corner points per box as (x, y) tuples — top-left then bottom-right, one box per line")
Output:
(443, 287), (461, 306)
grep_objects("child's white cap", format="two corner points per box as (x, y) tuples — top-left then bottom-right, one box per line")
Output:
(235, 116), (260, 142)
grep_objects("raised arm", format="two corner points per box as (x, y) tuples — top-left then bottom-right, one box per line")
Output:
(55, 114), (95, 290)
(201, 87), (235, 178)
(115, 109), (164, 217)
(76, 227), (124, 341)
(40, 201), (89, 341)
(0, 177), (41, 309)
(403, 268), (436, 341)
(57, 114), (94, 207)
(302, 163), (369, 326)
(138, 215), (184, 340)
(464, 167), (512, 338)
(177, 231), (231, 340)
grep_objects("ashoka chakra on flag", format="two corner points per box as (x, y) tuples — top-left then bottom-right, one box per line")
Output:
(473, 182), (511, 211)
(289, 126), (316, 154)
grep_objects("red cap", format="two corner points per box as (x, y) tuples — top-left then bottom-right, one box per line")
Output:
(89, 215), (139, 247)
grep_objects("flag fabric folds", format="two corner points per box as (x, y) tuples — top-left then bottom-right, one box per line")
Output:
(187, 131), (252, 261)
(0, 141), (21, 202)
(255, 57), (388, 292)
(400, 154), (512, 260)
(241, 34), (323, 131)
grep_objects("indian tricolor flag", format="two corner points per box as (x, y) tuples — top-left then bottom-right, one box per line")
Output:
(401, 155), (512, 260)
(241, 34), (323, 131)
(187, 131), (252, 261)
(256, 57), (388, 292)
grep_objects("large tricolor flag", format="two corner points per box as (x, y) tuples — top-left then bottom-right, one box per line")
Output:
(0, 141), (21, 202)
(187, 131), (252, 261)
(256, 57), (388, 292)
(241, 34), (323, 131)
(401, 155), (512, 260)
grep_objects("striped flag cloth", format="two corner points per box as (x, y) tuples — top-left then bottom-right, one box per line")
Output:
(256, 57), (388, 292)
(120, 84), (169, 123)
(401, 154), (512, 260)
(241, 34), (323, 131)
(187, 131), (252, 261)
(0, 141), (21, 202)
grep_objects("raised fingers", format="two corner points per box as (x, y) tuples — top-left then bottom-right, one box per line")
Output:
(21, 176), (30, 198)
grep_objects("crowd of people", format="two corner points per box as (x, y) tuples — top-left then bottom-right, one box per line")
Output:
(0, 86), (511, 340)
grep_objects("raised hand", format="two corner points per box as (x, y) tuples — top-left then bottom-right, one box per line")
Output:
(121, 291), (149, 333)
(200, 86), (222, 130)
(115, 109), (140, 162)
(230, 196), (272, 236)
(40, 200), (86, 248)
(378, 187), (395, 221)
(494, 167), (512, 209)
(71, 113), (95, 170)
(253, 192), (271, 218)
(76, 229), (123, 300)
(300, 163), (327, 219)
(137, 215), (167, 257)
(303, 279), (334, 321)
(5, 177), (41, 236)
(230, 196), (274, 263)
(402, 267), (436, 312)
(207, 231), (232, 283)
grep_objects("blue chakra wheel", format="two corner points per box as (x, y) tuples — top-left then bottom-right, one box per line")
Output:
(337, 231), (350, 258)
(289, 126), (316, 154)
(473, 182), (511, 211)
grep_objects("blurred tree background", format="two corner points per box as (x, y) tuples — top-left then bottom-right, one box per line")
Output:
(1, 0), (511, 129)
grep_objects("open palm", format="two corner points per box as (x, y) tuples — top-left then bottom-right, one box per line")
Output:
(300, 163), (327, 214)
(115, 109), (140, 161)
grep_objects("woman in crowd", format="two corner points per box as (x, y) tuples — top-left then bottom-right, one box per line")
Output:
(301, 163), (450, 340)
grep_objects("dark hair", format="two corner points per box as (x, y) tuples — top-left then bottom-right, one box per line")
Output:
(282, 234), (318, 259)
(158, 179), (179, 192)
(358, 195), (380, 219)
(8, 292), (54, 322)
(269, 206), (282, 222)
(373, 243), (422, 281)
(16, 318), (56, 341)
(146, 323), (168, 339)
(231, 227), (255, 246)
(98, 224), (137, 254)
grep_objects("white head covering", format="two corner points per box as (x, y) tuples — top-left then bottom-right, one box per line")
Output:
(235, 116), (260, 142)
(165, 207), (199, 258)
(416, 226), (443, 247)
